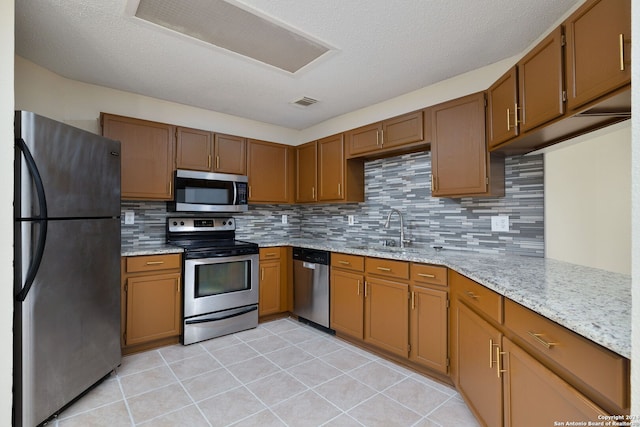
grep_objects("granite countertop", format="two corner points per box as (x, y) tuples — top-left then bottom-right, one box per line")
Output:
(121, 244), (184, 257)
(255, 238), (631, 359)
(122, 238), (631, 358)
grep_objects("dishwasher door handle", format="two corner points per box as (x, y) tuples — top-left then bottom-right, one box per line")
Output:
(302, 261), (317, 270)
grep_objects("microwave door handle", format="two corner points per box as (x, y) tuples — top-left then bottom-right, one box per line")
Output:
(232, 182), (238, 205)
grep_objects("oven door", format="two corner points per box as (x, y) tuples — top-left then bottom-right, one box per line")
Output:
(183, 253), (259, 318)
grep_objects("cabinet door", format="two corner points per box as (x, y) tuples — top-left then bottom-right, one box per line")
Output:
(364, 277), (409, 357)
(487, 67), (519, 149)
(502, 337), (607, 426)
(101, 114), (174, 200)
(456, 302), (503, 427)
(215, 133), (246, 175)
(565, 0), (631, 110)
(125, 272), (181, 346)
(247, 139), (291, 203)
(176, 127), (213, 172)
(318, 134), (345, 201)
(259, 260), (281, 316)
(295, 141), (318, 202)
(382, 110), (424, 149)
(518, 27), (564, 132)
(431, 92), (491, 197)
(347, 122), (382, 157)
(409, 286), (448, 374)
(330, 269), (364, 339)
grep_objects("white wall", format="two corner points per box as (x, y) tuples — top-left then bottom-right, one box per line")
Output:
(630, 0), (640, 416)
(14, 56), (300, 145)
(1, 0), (14, 425)
(545, 123), (631, 274)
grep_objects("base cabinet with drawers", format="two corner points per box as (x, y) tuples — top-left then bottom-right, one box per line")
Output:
(450, 270), (629, 426)
(120, 254), (182, 355)
(330, 252), (450, 377)
(258, 247), (289, 317)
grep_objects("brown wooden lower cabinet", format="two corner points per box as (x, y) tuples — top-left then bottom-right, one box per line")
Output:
(409, 285), (448, 374)
(364, 277), (409, 357)
(451, 271), (630, 426)
(121, 254), (182, 354)
(502, 337), (606, 426)
(330, 268), (364, 339)
(456, 301), (504, 427)
(258, 247), (289, 317)
(331, 254), (450, 376)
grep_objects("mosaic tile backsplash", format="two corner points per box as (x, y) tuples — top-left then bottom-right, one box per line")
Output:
(122, 151), (544, 257)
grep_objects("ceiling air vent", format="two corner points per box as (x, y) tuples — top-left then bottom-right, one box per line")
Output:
(292, 97), (319, 107)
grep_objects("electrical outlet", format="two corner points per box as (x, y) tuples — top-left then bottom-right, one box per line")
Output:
(348, 215), (355, 226)
(124, 211), (135, 225)
(491, 215), (509, 232)
(281, 214), (288, 224)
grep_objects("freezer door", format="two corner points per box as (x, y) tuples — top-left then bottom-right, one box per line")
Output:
(15, 218), (121, 427)
(15, 111), (121, 219)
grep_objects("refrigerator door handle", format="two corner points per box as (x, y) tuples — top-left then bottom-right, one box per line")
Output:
(15, 138), (48, 302)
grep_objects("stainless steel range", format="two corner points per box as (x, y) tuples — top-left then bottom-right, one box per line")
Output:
(167, 217), (259, 345)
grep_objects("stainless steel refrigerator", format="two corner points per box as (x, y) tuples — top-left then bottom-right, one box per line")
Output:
(14, 111), (122, 427)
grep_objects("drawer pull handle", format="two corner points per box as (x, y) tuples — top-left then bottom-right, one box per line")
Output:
(417, 273), (436, 278)
(146, 261), (165, 265)
(339, 260), (351, 265)
(377, 267), (392, 272)
(264, 253), (277, 258)
(464, 290), (479, 300)
(528, 331), (557, 349)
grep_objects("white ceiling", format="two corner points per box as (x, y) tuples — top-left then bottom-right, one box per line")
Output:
(15, 0), (582, 130)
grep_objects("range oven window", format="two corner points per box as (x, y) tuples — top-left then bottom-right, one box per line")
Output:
(194, 260), (251, 297)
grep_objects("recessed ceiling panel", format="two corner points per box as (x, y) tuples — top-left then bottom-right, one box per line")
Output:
(134, 0), (331, 73)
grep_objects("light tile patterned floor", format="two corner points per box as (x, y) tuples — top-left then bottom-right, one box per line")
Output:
(49, 318), (480, 427)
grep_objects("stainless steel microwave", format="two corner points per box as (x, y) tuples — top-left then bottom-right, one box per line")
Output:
(168, 169), (249, 212)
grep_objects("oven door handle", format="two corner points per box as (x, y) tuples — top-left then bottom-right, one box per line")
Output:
(185, 306), (257, 325)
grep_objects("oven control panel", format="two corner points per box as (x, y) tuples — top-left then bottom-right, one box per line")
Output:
(167, 217), (236, 232)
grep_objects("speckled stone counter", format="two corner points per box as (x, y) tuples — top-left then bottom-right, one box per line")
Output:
(121, 243), (184, 257)
(251, 238), (631, 359)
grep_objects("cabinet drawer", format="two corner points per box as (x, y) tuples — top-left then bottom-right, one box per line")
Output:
(504, 299), (629, 410)
(411, 264), (447, 287)
(126, 254), (181, 273)
(366, 257), (409, 280)
(332, 253), (364, 272)
(452, 272), (503, 323)
(260, 247), (283, 261)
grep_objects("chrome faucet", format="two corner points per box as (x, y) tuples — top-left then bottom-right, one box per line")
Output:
(384, 209), (410, 248)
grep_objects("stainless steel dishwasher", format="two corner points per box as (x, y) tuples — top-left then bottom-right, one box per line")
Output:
(292, 247), (330, 328)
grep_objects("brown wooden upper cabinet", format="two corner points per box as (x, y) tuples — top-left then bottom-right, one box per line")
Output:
(346, 110), (426, 158)
(296, 134), (365, 203)
(487, 27), (564, 150)
(101, 113), (175, 200)
(176, 127), (246, 175)
(246, 139), (293, 203)
(295, 141), (317, 202)
(564, 0), (631, 111)
(431, 93), (504, 198)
